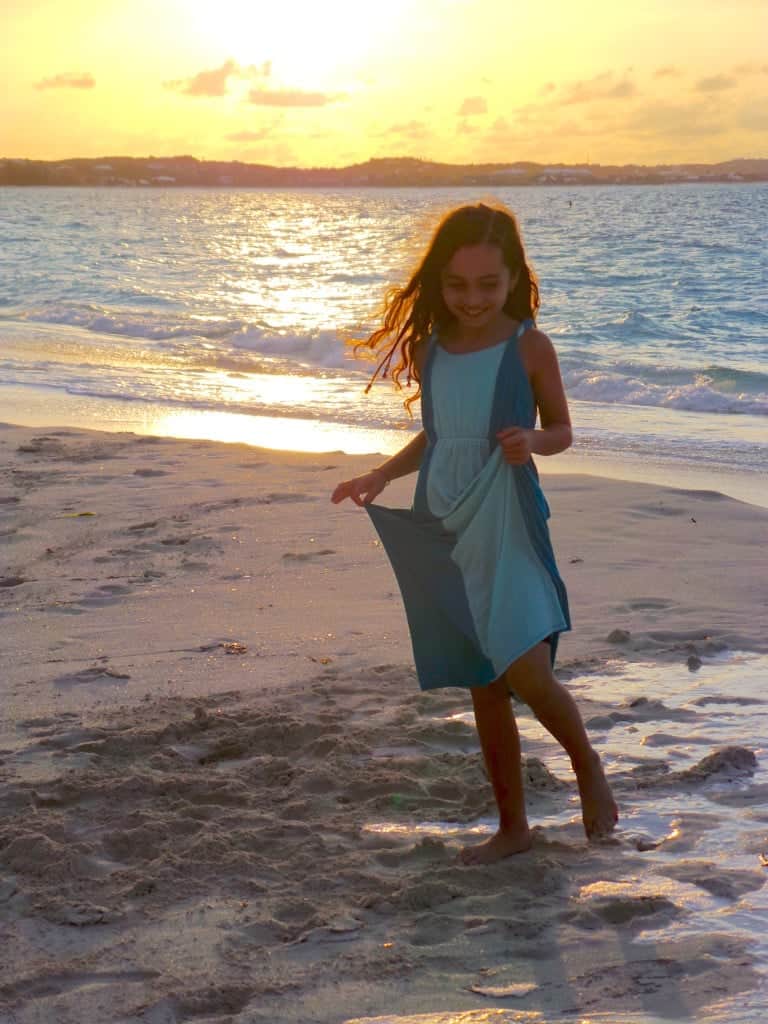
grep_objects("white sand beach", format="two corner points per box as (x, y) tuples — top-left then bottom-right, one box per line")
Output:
(1, 422), (767, 1024)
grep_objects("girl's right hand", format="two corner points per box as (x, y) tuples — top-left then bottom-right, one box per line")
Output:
(330, 470), (388, 507)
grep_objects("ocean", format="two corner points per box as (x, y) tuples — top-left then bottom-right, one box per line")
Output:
(1, 183), (766, 503)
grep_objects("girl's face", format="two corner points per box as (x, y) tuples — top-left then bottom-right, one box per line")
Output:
(440, 243), (515, 333)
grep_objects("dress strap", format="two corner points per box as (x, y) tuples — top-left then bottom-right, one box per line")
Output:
(487, 320), (537, 447)
(420, 332), (439, 444)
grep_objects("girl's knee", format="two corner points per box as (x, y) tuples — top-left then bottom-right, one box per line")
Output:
(471, 676), (509, 708)
(505, 654), (558, 706)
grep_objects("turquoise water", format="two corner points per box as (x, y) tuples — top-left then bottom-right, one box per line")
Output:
(1, 184), (766, 497)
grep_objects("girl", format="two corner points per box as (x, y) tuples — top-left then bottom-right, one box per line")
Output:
(331, 202), (617, 864)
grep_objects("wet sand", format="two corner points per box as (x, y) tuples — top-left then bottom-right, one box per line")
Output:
(1, 422), (767, 1024)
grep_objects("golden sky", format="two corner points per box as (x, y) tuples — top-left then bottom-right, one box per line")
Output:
(3, 0), (767, 166)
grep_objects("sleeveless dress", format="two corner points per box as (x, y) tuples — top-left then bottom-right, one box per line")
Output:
(366, 318), (570, 691)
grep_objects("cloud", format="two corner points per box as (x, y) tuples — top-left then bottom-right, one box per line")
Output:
(734, 62), (768, 75)
(623, 100), (727, 138)
(456, 118), (479, 135)
(654, 66), (681, 79)
(384, 120), (431, 140)
(737, 100), (768, 131)
(560, 71), (637, 105)
(458, 96), (487, 116)
(225, 129), (273, 142)
(166, 59), (237, 97)
(166, 59), (270, 97)
(695, 74), (737, 92)
(35, 72), (95, 90)
(246, 88), (336, 107)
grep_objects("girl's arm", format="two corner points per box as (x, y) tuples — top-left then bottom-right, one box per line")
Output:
(373, 429), (427, 483)
(331, 430), (427, 506)
(497, 330), (572, 464)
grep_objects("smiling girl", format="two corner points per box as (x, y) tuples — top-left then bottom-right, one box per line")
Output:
(331, 203), (617, 864)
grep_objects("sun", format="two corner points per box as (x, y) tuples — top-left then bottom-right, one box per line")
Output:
(183, 0), (406, 87)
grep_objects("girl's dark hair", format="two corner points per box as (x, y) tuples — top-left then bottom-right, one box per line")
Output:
(355, 201), (540, 414)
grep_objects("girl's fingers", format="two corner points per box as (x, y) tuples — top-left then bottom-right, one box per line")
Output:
(331, 480), (356, 504)
(331, 473), (384, 506)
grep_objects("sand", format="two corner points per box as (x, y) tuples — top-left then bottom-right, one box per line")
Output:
(1, 421), (767, 1024)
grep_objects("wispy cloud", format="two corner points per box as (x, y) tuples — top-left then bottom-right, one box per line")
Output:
(623, 100), (728, 138)
(456, 118), (479, 135)
(560, 71), (637, 105)
(35, 72), (95, 90)
(225, 129), (273, 142)
(384, 120), (431, 140)
(733, 62), (768, 75)
(246, 88), (336, 107)
(695, 74), (737, 92)
(737, 99), (768, 131)
(458, 96), (487, 116)
(654, 66), (681, 79)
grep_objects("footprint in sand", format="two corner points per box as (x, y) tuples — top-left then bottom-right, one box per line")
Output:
(586, 698), (698, 730)
(282, 549), (335, 562)
(53, 666), (131, 686)
(641, 731), (716, 748)
(16, 436), (66, 456)
(77, 583), (133, 607)
(625, 597), (674, 610)
(658, 861), (766, 900)
(0, 576), (28, 588)
(0, 969), (160, 1003)
(257, 492), (311, 505)
(562, 894), (680, 930)
(140, 984), (256, 1019)
(629, 503), (687, 518)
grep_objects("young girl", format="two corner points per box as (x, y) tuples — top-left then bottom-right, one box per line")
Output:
(331, 202), (617, 864)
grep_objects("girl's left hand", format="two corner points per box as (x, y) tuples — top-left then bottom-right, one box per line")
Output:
(496, 426), (534, 465)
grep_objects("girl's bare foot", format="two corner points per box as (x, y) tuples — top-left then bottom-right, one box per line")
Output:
(576, 750), (618, 839)
(459, 826), (532, 865)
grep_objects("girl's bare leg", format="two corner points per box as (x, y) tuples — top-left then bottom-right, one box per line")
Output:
(460, 677), (532, 865)
(506, 642), (618, 839)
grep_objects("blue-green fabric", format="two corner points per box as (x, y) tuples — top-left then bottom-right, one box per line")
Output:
(367, 318), (570, 690)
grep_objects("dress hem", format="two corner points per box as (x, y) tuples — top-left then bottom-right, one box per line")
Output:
(416, 620), (570, 692)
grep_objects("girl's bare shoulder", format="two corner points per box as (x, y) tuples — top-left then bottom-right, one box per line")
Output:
(517, 325), (559, 373)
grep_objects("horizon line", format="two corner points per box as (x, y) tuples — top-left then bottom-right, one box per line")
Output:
(2, 153), (767, 171)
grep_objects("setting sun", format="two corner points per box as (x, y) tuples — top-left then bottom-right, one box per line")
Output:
(2, 0), (766, 164)
(182, 0), (406, 86)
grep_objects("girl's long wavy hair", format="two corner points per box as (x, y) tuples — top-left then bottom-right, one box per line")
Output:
(355, 202), (540, 415)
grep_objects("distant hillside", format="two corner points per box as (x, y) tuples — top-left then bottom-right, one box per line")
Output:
(1, 155), (766, 187)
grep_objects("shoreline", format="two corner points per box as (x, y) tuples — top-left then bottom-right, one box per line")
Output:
(2, 381), (767, 509)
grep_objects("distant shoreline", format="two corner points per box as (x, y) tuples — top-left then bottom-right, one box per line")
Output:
(2, 154), (766, 188)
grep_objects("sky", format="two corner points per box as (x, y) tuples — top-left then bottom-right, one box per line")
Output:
(2, 0), (767, 167)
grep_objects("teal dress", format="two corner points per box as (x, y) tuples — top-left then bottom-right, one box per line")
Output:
(366, 318), (570, 691)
